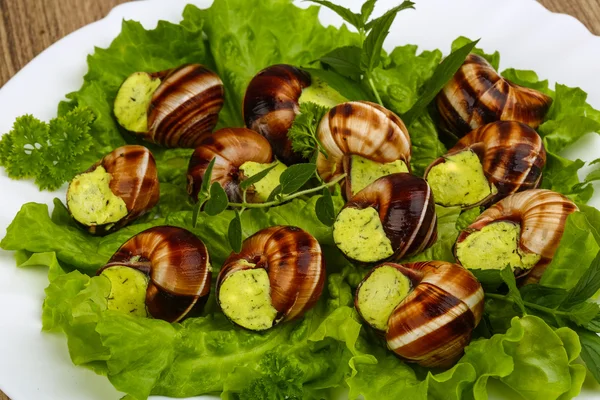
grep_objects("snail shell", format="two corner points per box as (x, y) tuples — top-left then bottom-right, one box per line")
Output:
(144, 64), (224, 148)
(436, 54), (553, 137)
(355, 261), (484, 368)
(243, 64), (312, 164)
(216, 226), (325, 330)
(98, 226), (212, 323)
(316, 101), (412, 199)
(187, 128), (275, 203)
(456, 189), (578, 281)
(334, 173), (437, 263)
(424, 121), (546, 208)
(67, 145), (160, 235)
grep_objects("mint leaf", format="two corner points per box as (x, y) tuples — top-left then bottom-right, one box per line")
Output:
(561, 251), (600, 308)
(319, 46), (363, 81)
(204, 182), (229, 216)
(201, 157), (217, 194)
(360, 0), (377, 23)
(228, 211), (243, 253)
(500, 266), (526, 314)
(306, 0), (363, 29)
(279, 164), (317, 194)
(402, 39), (479, 125)
(364, 1), (414, 31)
(240, 165), (277, 191)
(315, 188), (335, 226)
(577, 328), (600, 383)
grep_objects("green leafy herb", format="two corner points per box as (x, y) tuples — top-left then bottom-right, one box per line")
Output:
(192, 157), (217, 227)
(315, 188), (335, 226)
(228, 210), (243, 252)
(317, 46), (363, 80)
(306, 0), (363, 29)
(204, 182), (229, 216)
(499, 266), (526, 314)
(0, 107), (95, 190)
(577, 328), (600, 384)
(279, 163), (317, 194)
(288, 102), (330, 159)
(240, 165), (277, 191)
(561, 251), (600, 308)
(402, 39), (479, 125)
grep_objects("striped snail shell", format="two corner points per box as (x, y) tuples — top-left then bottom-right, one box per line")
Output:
(424, 121), (546, 209)
(436, 54), (553, 137)
(355, 261), (484, 368)
(243, 64), (312, 164)
(333, 173), (437, 264)
(115, 64), (224, 148)
(216, 226), (325, 331)
(187, 128), (276, 203)
(455, 189), (578, 281)
(316, 101), (412, 199)
(66, 145), (160, 235)
(97, 226), (212, 323)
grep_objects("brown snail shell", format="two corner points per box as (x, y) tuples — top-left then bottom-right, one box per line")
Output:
(243, 64), (311, 164)
(144, 64), (224, 148)
(67, 145), (160, 235)
(456, 189), (578, 281)
(355, 261), (484, 368)
(436, 54), (553, 137)
(336, 173), (437, 262)
(424, 121), (546, 209)
(98, 226), (212, 323)
(186, 128), (275, 203)
(216, 226), (325, 330)
(316, 101), (412, 199)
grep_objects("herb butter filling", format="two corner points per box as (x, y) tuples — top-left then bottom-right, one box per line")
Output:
(349, 156), (408, 195)
(427, 150), (497, 207)
(218, 266), (278, 331)
(113, 71), (162, 132)
(67, 166), (128, 226)
(239, 160), (287, 202)
(333, 206), (394, 262)
(456, 221), (541, 271)
(357, 265), (411, 331)
(100, 266), (149, 317)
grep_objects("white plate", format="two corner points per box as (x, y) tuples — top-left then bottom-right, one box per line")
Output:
(1, 0), (600, 399)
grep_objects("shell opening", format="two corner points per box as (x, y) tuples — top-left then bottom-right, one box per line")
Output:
(100, 266), (150, 317)
(356, 265), (411, 331)
(239, 160), (287, 202)
(426, 150), (497, 207)
(333, 207), (393, 263)
(67, 166), (128, 227)
(113, 72), (162, 132)
(298, 76), (347, 109)
(456, 221), (541, 272)
(218, 266), (278, 331)
(348, 155), (408, 196)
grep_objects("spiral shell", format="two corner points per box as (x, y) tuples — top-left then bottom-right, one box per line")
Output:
(187, 128), (274, 203)
(316, 101), (412, 199)
(424, 121), (546, 208)
(456, 189), (578, 281)
(216, 226), (325, 330)
(98, 226), (212, 323)
(436, 54), (553, 137)
(243, 64), (312, 164)
(355, 261), (484, 368)
(67, 145), (159, 235)
(145, 64), (224, 147)
(335, 173), (437, 262)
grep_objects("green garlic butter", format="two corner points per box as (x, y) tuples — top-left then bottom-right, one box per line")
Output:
(239, 160), (287, 202)
(100, 266), (149, 317)
(219, 266), (278, 331)
(356, 265), (411, 331)
(350, 155), (408, 195)
(456, 221), (541, 271)
(67, 166), (128, 226)
(298, 77), (347, 108)
(427, 150), (497, 207)
(114, 71), (161, 132)
(333, 207), (393, 263)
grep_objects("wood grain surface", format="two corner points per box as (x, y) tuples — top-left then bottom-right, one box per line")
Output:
(0, 0), (598, 399)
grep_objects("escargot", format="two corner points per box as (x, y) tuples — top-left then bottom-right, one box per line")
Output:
(424, 121), (546, 209)
(355, 261), (484, 368)
(187, 128), (287, 203)
(216, 226), (325, 331)
(316, 101), (412, 199)
(436, 54), (553, 137)
(243, 64), (347, 164)
(97, 226), (212, 322)
(66, 145), (159, 235)
(455, 189), (578, 281)
(333, 173), (437, 264)
(114, 64), (224, 148)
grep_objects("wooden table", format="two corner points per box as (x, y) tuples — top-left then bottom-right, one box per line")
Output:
(0, 0), (598, 399)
